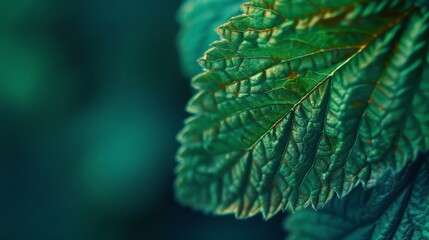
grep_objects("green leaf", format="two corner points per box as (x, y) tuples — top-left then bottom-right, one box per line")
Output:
(175, 0), (429, 219)
(285, 153), (429, 240)
(177, 0), (246, 77)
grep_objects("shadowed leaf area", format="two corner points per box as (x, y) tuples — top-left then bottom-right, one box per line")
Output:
(285, 153), (429, 240)
(175, 0), (429, 219)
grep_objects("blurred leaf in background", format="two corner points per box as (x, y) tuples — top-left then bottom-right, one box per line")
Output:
(177, 0), (246, 77)
(1, 0), (186, 239)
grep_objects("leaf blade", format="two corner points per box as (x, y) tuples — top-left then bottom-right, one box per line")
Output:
(176, 0), (429, 218)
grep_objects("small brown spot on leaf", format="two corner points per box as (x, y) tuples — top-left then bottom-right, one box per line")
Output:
(393, 146), (402, 153)
(287, 71), (298, 79)
(351, 101), (362, 107)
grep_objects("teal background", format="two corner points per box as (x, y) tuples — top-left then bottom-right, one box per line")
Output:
(0, 0), (284, 239)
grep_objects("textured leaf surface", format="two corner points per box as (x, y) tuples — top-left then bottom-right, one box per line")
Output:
(285, 153), (429, 240)
(178, 0), (245, 77)
(176, 0), (429, 219)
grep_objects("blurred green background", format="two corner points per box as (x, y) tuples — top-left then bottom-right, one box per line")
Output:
(0, 1), (284, 239)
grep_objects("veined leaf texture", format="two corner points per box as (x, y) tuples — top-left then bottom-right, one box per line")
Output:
(285, 153), (429, 239)
(175, 0), (429, 219)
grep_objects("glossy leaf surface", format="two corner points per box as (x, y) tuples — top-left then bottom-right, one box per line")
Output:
(175, 0), (429, 219)
(285, 153), (429, 239)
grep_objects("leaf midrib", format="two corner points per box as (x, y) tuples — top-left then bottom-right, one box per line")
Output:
(247, 10), (413, 151)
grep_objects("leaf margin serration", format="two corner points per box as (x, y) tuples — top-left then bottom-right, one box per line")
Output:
(175, 0), (429, 219)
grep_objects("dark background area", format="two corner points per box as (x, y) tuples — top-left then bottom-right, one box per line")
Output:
(0, 0), (284, 239)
